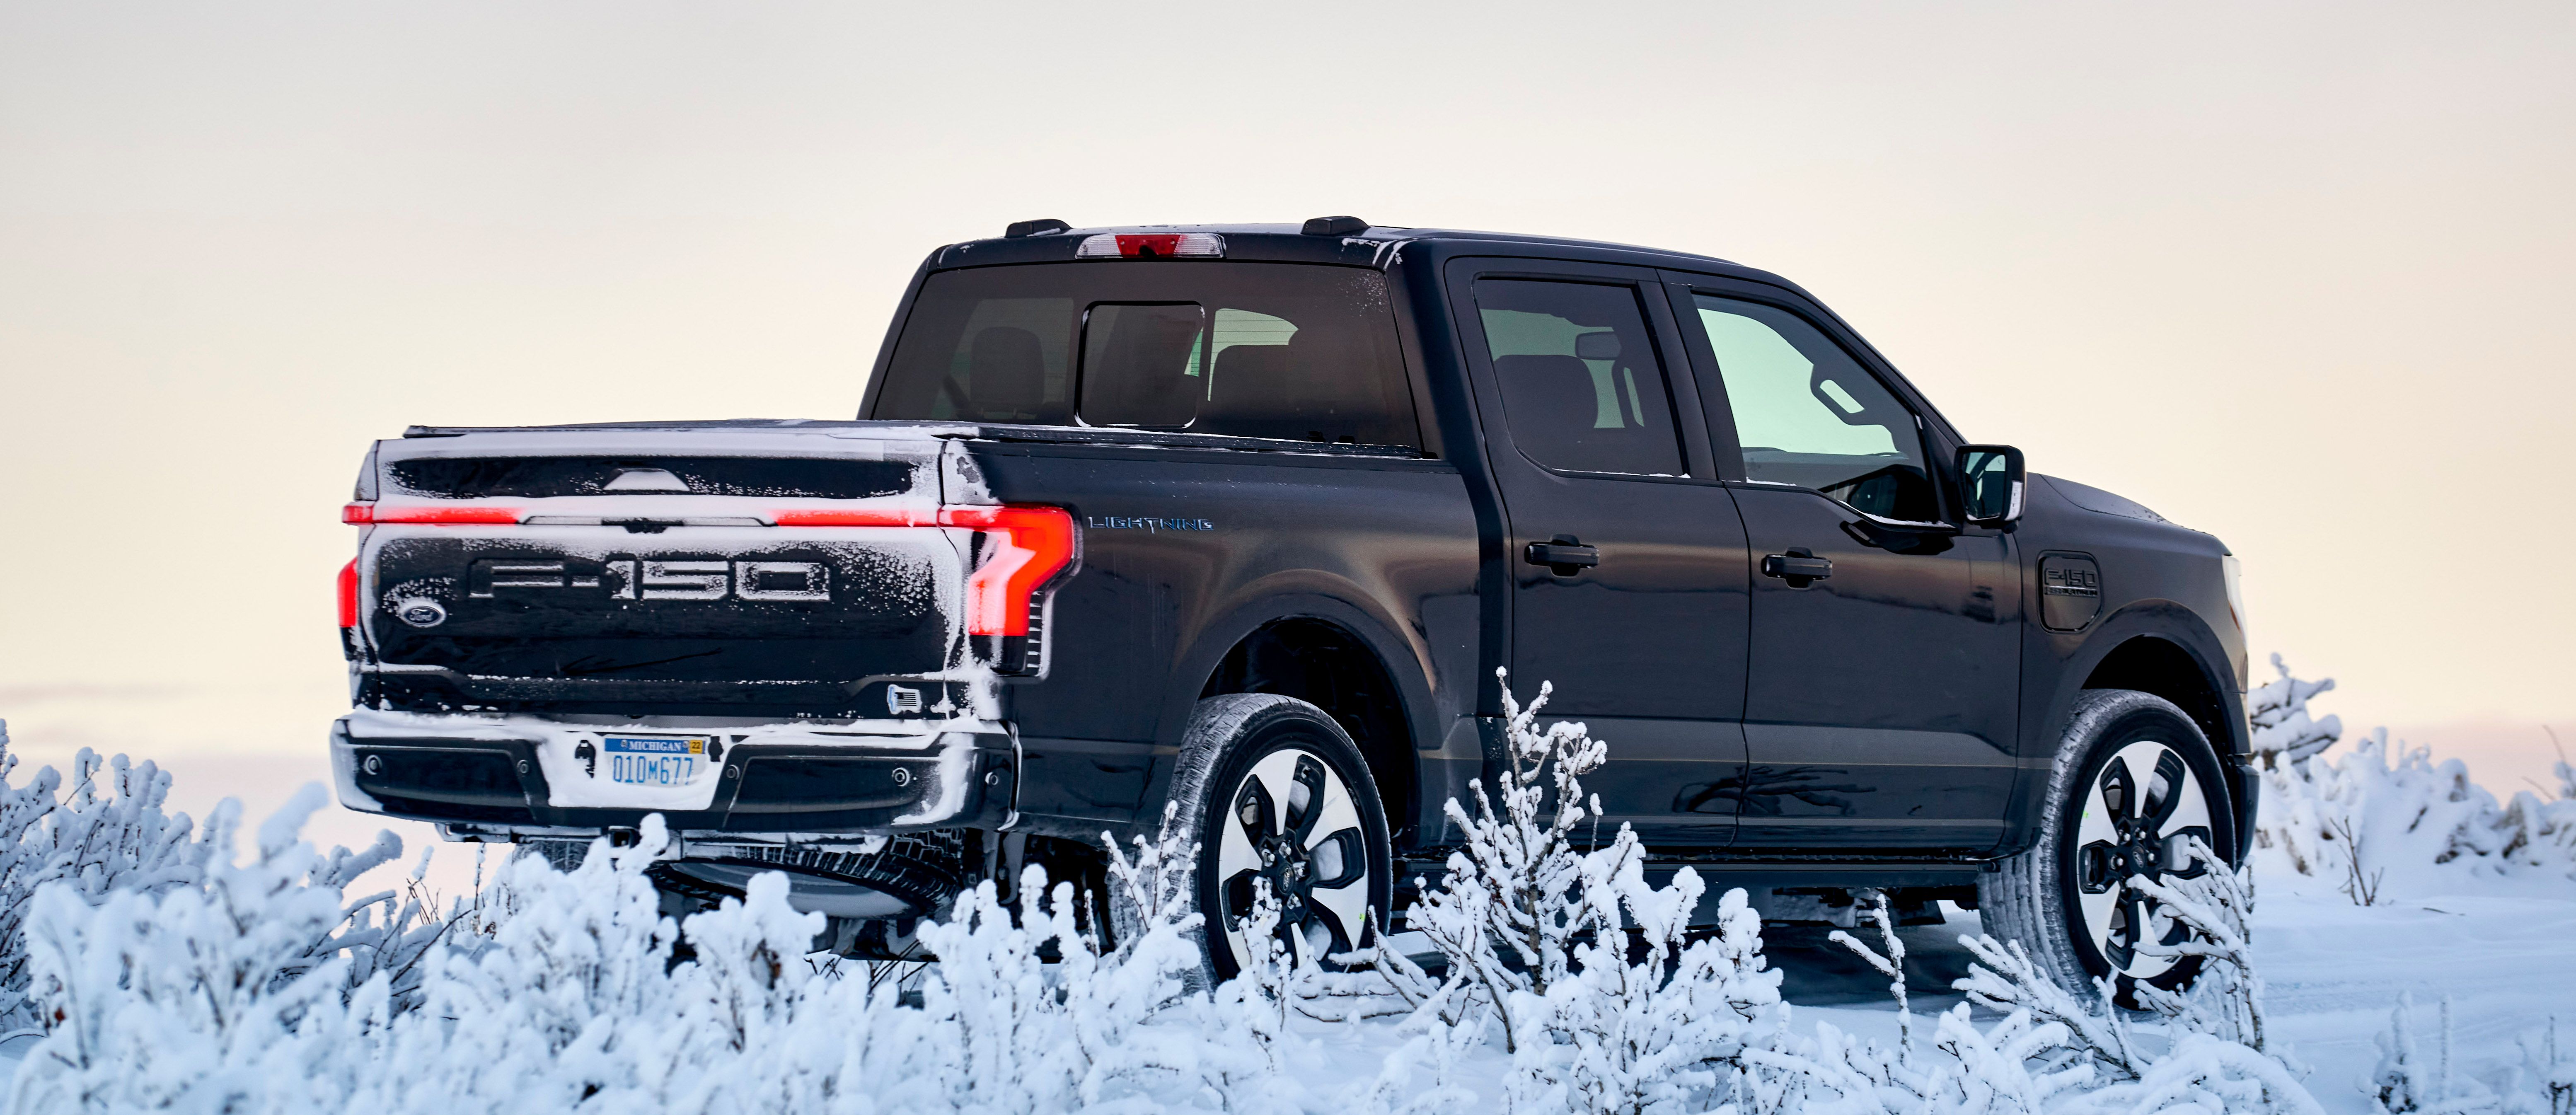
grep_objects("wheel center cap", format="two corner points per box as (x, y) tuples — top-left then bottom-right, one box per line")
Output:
(2120, 837), (2160, 879)
(1263, 837), (1313, 905)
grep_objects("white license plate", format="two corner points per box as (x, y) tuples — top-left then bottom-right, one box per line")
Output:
(601, 735), (711, 786)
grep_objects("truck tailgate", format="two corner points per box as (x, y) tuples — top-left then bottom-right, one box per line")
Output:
(348, 425), (986, 718)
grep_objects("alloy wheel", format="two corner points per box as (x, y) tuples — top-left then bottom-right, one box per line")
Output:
(1214, 746), (1373, 972)
(2072, 738), (2217, 980)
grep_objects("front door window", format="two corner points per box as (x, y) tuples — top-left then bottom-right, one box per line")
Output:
(1693, 295), (1939, 523)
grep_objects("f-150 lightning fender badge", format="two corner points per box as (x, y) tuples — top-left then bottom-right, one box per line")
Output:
(1085, 515), (1214, 532)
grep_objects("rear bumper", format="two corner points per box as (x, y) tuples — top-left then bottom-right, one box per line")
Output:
(331, 709), (1018, 836)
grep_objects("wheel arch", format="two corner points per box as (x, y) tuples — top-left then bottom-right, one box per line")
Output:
(2033, 602), (2254, 861)
(2075, 623), (2243, 760)
(1147, 594), (1433, 847)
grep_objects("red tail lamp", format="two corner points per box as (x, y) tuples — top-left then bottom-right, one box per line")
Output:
(939, 505), (1076, 637)
(344, 503), (522, 525)
(778, 505), (1075, 636)
(337, 559), (360, 629)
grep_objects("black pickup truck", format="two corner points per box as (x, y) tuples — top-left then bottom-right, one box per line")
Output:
(332, 218), (2251, 996)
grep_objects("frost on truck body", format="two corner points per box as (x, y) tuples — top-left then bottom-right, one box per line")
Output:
(339, 426), (1028, 837)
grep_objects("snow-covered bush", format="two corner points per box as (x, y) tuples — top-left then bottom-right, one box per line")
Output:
(2370, 1000), (2576, 1115)
(1386, 670), (1618, 1037)
(0, 721), (224, 1032)
(2250, 660), (2576, 897)
(1741, 865), (2320, 1115)
(4, 792), (1321, 1113)
(2520, 1019), (2576, 1115)
(10, 783), (442, 1107)
(1376, 670), (1783, 1113)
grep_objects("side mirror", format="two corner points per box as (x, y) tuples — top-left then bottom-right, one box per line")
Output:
(1957, 444), (2026, 527)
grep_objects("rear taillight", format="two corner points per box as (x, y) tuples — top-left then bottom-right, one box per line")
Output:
(344, 502), (522, 525)
(941, 506), (1077, 637)
(337, 559), (359, 628)
(776, 504), (1076, 636)
(771, 508), (936, 528)
(1075, 232), (1224, 259)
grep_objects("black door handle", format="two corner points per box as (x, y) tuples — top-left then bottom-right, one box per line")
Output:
(1524, 537), (1600, 575)
(1761, 552), (1833, 583)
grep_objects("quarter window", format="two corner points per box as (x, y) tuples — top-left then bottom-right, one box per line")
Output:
(1474, 279), (1685, 476)
(1689, 295), (1938, 522)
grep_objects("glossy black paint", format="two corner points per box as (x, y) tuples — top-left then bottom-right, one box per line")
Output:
(349, 223), (2248, 882)
(1437, 257), (1749, 847)
(883, 226), (2245, 868)
(968, 440), (1478, 841)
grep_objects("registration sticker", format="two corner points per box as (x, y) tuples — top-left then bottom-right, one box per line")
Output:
(600, 735), (710, 787)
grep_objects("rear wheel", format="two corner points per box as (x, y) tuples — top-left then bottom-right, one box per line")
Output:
(1165, 694), (1393, 982)
(1980, 688), (2237, 1001)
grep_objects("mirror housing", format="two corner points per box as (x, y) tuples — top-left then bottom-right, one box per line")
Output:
(1957, 444), (2026, 527)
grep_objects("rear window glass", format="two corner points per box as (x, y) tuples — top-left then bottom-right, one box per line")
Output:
(871, 263), (1419, 448)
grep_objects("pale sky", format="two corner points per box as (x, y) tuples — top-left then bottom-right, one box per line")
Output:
(4, 0), (2572, 822)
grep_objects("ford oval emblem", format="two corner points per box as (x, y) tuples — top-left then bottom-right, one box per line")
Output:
(394, 598), (447, 628)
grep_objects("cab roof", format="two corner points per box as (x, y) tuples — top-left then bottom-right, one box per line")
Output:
(925, 221), (1792, 288)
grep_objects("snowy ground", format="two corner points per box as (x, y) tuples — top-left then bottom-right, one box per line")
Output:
(12, 861), (2555, 1110)
(1244, 880), (2576, 1114)
(2, 663), (2567, 1110)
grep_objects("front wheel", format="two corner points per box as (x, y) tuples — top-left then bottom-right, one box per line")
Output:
(1164, 694), (1393, 983)
(1979, 688), (2239, 1001)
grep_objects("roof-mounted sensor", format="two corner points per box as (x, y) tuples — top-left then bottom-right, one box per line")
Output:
(1005, 218), (1071, 238)
(1074, 232), (1225, 259)
(1301, 215), (1369, 236)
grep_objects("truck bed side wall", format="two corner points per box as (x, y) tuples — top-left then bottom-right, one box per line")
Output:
(970, 443), (1479, 844)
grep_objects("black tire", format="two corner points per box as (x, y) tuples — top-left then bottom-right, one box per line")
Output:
(1162, 693), (1394, 984)
(1979, 689), (2240, 1002)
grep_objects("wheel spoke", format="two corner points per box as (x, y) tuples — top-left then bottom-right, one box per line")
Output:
(1303, 772), (1361, 853)
(1300, 917), (1337, 967)
(1243, 751), (1304, 841)
(2099, 753), (2140, 827)
(2161, 826), (2213, 878)
(1217, 806), (1265, 883)
(2079, 879), (2124, 960)
(2154, 901), (2194, 948)
(1309, 878), (1371, 954)
(1218, 871), (1261, 973)
(2145, 749), (2190, 831)
(1307, 828), (1364, 888)
(1287, 755), (1328, 844)
(2078, 839), (2122, 893)
(2109, 888), (2146, 968)
(2153, 762), (2213, 842)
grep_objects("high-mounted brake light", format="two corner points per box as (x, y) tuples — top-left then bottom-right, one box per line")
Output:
(343, 502), (522, 525)
(337, 559), (360, 628)
(774, 504), (1076, 636)
(1074, 232), (1224, 259)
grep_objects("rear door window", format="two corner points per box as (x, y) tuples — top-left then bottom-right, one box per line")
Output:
(1472, 279), (1686, 476)
(873, 263), (1418, 448)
